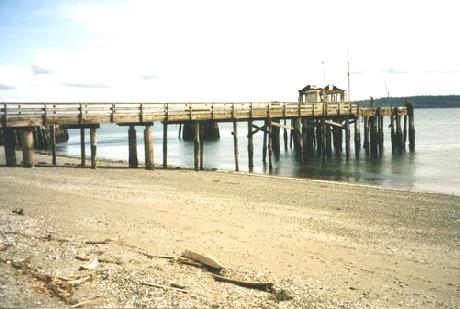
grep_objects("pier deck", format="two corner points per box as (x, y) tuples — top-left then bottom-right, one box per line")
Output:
(0, 101), (414, 172)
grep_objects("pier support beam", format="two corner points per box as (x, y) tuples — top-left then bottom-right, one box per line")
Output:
(262, 119), (268, 163)
(128, 125), (138, 168)
(304, 118), (315, 155)
(232, 120), (239, 171)
(50, 125), (57, 166)
(325, 126), (332, 157)
(90, 127), (97, 169)
(193, 122), (200, 171)
(363, 116), (370, 155)
(22, 128), (34, 168)
(163, 122), (168, 168)
(268, 121), (273, 173)
(407, 102), (415, 152)
(144, 124), (154, 170)
(369, 116), (378, 157)
(247, 120), (254, 172)
(283, 118), (288, 152)
(80, 127), (86, 167)
(354, 116), (361, 158)
(293, 118), (303, 163)
(391, 114), (396, 153)
(395, 107), (404, 153)
(378, 110), (384, 156)
(345, 118), (350, 158)
(271, 119), (280, 159)
(3, 128), (17, 166)
(321, 118), (327, 163)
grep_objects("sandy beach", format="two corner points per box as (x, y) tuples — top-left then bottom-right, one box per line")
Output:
(0, 148), (459, 308)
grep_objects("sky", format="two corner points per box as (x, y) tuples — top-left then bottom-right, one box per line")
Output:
(0, 0), (459, 102)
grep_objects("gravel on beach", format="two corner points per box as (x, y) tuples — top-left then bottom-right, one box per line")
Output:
(1, 149), (459, 308)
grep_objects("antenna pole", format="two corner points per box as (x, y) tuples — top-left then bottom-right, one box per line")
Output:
(347, 49), (350, 102)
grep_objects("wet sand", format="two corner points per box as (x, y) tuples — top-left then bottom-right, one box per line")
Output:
(1, 148), (459, 308)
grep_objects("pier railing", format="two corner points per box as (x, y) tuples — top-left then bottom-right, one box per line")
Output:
(0, 102), (405, 128)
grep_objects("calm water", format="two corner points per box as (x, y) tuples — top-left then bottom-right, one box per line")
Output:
(57, 108), (460, 196)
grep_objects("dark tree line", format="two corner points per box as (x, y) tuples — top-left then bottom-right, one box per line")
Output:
(355, 95), (460, 108)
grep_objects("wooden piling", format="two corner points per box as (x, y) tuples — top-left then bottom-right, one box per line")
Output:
(403, 115), (408, 148)
(193, 122), (200, 171)
(378, 110), (384, 155)
(90, 126), (97, 169)
(395, 107), (403, 153)
(363, 116), (370, 155)
(304, 118), (315, 155)
(128, 125), (138, 168)
(345, 118), (350, 157)
(268, 121), (273, 173)
(325, 126), (332, 157)
(247, 119), (254, 172)
(294, 118), (303, 163)
(200, 124), (204, 170)
(80, 127), (86, 167)
(178, 123), (182, 139)
(271, 119), (280, 158)
(406, 102), (415, 152)
(3, 128), (17, 166)
(163, 122), (168, 168)
(262, 119), (268, 163)
(283, 118), (288, 152)
(144, 124), (154, 170)
(50, 125), (56, 165)
(354, 116), (361, 158)
(369, 116), (378, 157)
(391, 113), (396, 153)
(22, 128), (34, 168)
(321, 118), (327, 163)
(232, 119), (239, 171)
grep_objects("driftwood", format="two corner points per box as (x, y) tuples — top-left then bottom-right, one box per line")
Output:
(177, 257), (204, 268)
(0, 257), (90, 304)
(181, 250), (225, 270)
(139, 281), (189, 294)
(212, 274), (273, 291)
(69, 296), (101, 308)
(78, 255), (99, 270)
(75, 255), (122, 265)
(4, 231), (70, 243)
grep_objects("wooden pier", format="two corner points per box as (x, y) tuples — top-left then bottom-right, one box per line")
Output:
(1, 91), (415, 171)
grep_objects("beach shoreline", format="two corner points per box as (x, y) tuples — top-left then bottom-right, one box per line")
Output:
(1, 148), (459, 308)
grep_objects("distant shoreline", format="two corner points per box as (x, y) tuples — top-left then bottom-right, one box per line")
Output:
(355, 95), (460, 109)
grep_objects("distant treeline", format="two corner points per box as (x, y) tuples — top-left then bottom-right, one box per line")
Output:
(355, 95), (460, 108)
